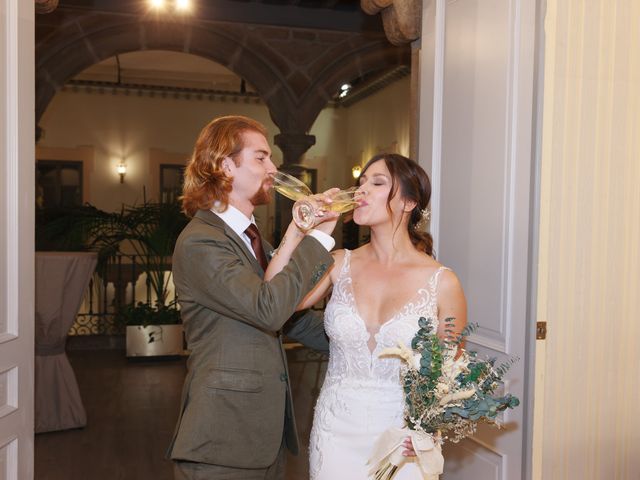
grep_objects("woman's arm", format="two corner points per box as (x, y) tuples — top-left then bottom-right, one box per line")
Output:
(264, 221), (306, 281)
(264, 223), (336, 311)
(436, 269), (468, 343)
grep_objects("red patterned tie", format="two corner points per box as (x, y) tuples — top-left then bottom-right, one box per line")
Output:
(244, 224), (268, 270)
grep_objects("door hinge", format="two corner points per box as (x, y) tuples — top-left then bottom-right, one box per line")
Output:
(536, 321), (547, 340)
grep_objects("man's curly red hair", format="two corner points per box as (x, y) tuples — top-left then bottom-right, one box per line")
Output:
(181, 115), (268, 217)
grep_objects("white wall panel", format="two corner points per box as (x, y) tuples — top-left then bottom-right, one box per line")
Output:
(439, 0), (512, 350)
(444, 438), (503, 480)
(0, 0), (8, 339)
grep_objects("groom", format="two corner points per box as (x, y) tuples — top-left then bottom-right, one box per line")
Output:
(168, 115), (336, 479)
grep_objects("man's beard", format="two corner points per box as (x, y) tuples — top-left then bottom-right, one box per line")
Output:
(250, 180), (272, 206)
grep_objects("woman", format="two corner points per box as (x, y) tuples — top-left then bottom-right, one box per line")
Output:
(266, 153), (467, 479)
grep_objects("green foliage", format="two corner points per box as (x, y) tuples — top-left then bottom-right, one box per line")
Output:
(36, 200), (189, 308)
(117, 301), (181, 327)
(402, 317), (520, 439)
(36, 204), (120, 265)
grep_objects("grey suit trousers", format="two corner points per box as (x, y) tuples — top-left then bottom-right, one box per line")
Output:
(173, 443), (286, 480)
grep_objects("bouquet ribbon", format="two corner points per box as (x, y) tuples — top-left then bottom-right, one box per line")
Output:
(367, 427), (444, 479)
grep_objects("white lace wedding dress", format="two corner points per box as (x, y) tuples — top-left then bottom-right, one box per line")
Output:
(309, 250), (448, 480)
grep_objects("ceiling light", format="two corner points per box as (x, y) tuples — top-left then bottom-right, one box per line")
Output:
(340, 83), (351, 91)
(149, 0), (165, 9)
(176, 0), (191, 11)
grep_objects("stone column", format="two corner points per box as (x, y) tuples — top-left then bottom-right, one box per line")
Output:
(273, 132), (316, 166)
(35, 0), (59, 14)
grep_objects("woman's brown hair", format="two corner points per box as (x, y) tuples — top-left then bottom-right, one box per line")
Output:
(361, 153), (434, 257)
(181, 115), (267, 217)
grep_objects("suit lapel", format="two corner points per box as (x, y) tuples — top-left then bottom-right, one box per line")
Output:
(194, 209), (264, 274)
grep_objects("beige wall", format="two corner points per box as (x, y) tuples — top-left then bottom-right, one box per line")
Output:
(534, 1), (640, 478)
(37, 73), (410, 240)
(342, 77), (411, 169)
(38, 78), (410, 208)
(38, 91), (279, 211)
(307, 76), (411, 189)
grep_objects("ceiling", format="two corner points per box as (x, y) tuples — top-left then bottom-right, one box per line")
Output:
(37, 0), (407, 125)
(73, 51), (253, 93)
(54, 0), (388, 97)
(49, 0), (380, 32)
(70, 49), (410, 105)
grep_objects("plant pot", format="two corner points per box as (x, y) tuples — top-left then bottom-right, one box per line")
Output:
(125, 324), (184, 357)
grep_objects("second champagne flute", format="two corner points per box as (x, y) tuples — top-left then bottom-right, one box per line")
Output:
(270, 171), (361, 230)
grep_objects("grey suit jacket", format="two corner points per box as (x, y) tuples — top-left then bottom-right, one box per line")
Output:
(167, 209), (332, 469)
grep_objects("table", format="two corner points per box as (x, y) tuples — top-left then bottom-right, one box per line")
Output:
(35, 252), (97, 433)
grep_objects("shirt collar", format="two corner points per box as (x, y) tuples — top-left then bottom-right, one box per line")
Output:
(210, 203), (256, 238)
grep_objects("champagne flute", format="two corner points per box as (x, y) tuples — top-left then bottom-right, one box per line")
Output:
(270, 171), (313, 202)
(271, 171), (361, 230)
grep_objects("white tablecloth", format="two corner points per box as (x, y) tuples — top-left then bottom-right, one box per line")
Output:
(35, 252), (97, 433)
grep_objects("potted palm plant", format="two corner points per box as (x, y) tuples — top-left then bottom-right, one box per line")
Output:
(115, 201), (188, 357)
(37, 199), (189, 357)
(120, 300), (184, 357)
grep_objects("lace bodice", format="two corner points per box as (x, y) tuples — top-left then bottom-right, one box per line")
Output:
(323, 250), (448, 388)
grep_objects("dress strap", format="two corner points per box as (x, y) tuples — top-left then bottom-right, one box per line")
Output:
(336, 249), (352, 282)
(429, 266), (451, 297)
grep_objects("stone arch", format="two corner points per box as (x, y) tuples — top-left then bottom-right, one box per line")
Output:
(36, 20), (287, 126)
(36, 14), (409, 162)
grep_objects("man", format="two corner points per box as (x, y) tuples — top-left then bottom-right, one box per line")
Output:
(168, 115), (336, 479)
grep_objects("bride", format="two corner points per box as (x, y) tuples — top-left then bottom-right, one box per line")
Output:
(267, 154), (467, 479)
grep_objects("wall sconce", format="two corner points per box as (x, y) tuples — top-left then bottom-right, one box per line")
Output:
(351, 165), (362, 179)
(117, 163), (127, 183)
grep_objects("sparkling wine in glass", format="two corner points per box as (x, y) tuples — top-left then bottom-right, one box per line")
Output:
(270, 171), (313, 202)
(271, 171), (360, 230)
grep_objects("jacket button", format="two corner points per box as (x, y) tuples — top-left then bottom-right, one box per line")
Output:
(280, 373), (288, 382)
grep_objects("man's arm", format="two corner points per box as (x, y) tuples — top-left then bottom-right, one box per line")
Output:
(283, 309), (329, 354)
(175, 230), (333, 333)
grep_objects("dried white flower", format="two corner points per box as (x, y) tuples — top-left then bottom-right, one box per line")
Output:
(379, 342), (416, 369)
(439, 388), (476, 406)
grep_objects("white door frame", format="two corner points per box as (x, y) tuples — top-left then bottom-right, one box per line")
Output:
(0, 1), (35, 478)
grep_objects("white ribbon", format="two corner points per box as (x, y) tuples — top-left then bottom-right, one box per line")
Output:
(367, 427), (443, 479)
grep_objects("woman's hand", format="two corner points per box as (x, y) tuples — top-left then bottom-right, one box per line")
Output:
(265, 187), (340, 282)
(402, 436), (417, 457)
(309, 187), (340, 235)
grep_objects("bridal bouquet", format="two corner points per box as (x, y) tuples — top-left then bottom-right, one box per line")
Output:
(368, 317), (520, 480)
